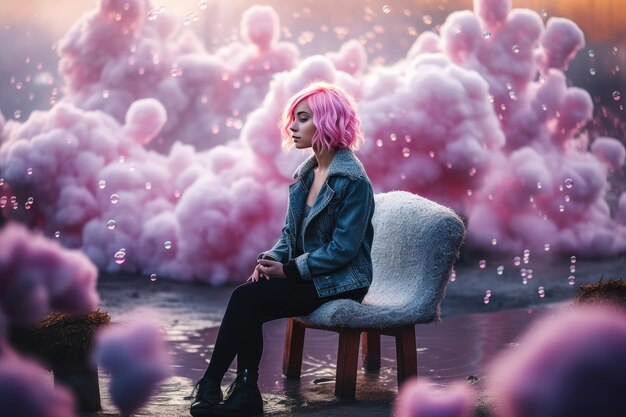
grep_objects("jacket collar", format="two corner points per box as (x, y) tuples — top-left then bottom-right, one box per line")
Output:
(292, 148), (367, 180)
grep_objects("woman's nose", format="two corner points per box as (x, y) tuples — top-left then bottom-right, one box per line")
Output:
(289, 121), (297, 132)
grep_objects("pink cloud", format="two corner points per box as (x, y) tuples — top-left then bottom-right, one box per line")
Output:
(1, 0), (625, 284)
(488, 306), (626, 417)
(395, 378), (474, 417)
(0, 223), (99, 323)
(93, 319), (171, 416)
(0, 347), (76, 417)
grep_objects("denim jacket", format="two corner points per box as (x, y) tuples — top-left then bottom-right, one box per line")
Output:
(258, 148), (375, 297)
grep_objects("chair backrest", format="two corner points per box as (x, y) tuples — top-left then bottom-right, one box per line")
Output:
(363, 191), (466, 322)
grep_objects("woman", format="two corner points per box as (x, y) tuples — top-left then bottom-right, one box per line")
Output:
(190, 82), (375, 417)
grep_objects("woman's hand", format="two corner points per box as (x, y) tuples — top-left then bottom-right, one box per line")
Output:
(247, 263), (268, 282)
(254, 259), (286, 280)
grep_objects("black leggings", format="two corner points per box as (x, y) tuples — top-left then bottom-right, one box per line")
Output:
(204, 278), (367, 382)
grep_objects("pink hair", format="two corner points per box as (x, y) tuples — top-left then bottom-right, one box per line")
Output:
(281, 82), (364, 153)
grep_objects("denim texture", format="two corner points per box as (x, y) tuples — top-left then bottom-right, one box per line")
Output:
(258, 148), (375, 297)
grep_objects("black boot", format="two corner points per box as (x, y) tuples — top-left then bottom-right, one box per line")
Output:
(211, 369), (263, 417)
(188, 377), (223, 417)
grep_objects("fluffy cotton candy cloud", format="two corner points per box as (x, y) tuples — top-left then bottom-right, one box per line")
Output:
(488, 306), (626, 417)
(395, 379), (474, 417)
(0, 223), (99, 323)
(57, 0), (297, 152)
(93, 319), (171, 416)
(0, 347), (76, 417)
(2, 0), (626, 286)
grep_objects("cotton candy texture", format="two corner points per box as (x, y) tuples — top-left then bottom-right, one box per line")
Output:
(1, 0), (625, 284)
(93, 320), (171, 415)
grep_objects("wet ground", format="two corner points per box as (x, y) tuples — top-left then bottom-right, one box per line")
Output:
(86, 255), (625, 417)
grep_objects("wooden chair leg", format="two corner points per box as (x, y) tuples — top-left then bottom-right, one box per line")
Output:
(395, 324), (417, 386)
(283, 318), (306, 378)
(335, 328), (361, 399)
(361, 330), (381, 371)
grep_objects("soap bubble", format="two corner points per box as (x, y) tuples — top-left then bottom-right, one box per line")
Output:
(382, 5), (391, 14)
(107, 220), (117, 230)
(568, 275), (576, 285)
(513, 256), (521, 266)
(422, 15), (432, 25)
(114, 250), (126, 264)
(98, 179), (106, 189)
(150, 273), (157, 282)
(512, 45), (520, 54)
(479, 260), (486, 268)
(538, 286), (545, 298)
(613, 91), (621, 101)
(164, 241), (172, 250)
(570, 256), (576, 264)
(497, 265), (504, 275)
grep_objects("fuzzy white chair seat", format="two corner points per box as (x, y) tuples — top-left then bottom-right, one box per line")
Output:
(283, 191), (466, 398)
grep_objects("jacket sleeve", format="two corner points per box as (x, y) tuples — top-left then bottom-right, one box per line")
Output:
(257, 213), (291, 264)
(292, 177), (374, 280)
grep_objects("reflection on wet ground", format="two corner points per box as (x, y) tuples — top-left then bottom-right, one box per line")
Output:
(90, 256), (625, 416)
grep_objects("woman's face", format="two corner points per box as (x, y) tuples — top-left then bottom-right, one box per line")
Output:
(289, 99), (316, 149)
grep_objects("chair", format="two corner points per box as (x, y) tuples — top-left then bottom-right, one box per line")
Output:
(282, 190), (466, 398)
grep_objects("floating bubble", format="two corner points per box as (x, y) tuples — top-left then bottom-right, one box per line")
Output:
(376, 139), (383, 148)
(483, 296), (490, 304)
(527, 269), (533, 279)
(588, 49), (595, 58)
(570, 256), (576, 264)
(14, 110), (22, 119)
(402, 148), (410, 157)
(522, 277), (528, 285)
(479, 260), (486, 269)
(589, 68), (596, 76)
(513, 256), (521, 266)
(540, 9), (547, 18)
(564, 178), (573, 189)
(422, 15), (432, 25)
(482, 30), (491, 39)
(523, 249), (530, 257)
(382, 5), (391, 14)
(145, 181), (152, 190)
(450, 270), (456, 282)
(98, 179), (106, 189)
(512, 45), (520, 54)
(544, 243), (550, 251)
(521, 268), (527, 277)
(102, 89), (110, 99)
(107, 220), (117, 230)
(497, 265), (504, 275)
(536, 182), (542, 189)
(114, 250), (126, 265)
(199, 0), (208, 10)
(164, 241), (173, 250)
(150, 273), (157, 282)
(570, 265), (576, 273)
(147, 8), (160, 21)
(485, 290), (492, 297)
(27, 168), (33, 175)
(110, 194), (120, 204)
(491, 238), (497, 246)
(54, 231), (60, 238)
(613, 91), (621, 101)
(538, 286), (545, 298)
(509, 91), (517, 100)
(568, 275), (576, 286)
(559, 205), (565, 213)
